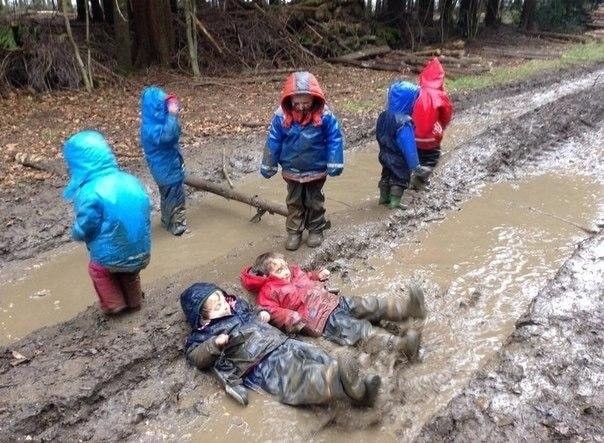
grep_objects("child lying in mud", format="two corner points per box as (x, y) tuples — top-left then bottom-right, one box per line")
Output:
(180, 282), (381, 407)
(241, 252), (426, 357)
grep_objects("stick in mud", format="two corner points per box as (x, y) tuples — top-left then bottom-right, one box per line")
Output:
(516, 203), (598, 235)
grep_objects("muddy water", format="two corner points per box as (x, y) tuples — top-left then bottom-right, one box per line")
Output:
(0, 151), (380, 345)
(161, 173), (602, 443)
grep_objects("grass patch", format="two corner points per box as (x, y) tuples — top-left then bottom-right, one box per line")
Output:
(446, 41), (604, 92)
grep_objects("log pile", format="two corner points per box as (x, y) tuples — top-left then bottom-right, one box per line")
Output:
(585, 5), (604, 41)
(329, 41), (492, 78)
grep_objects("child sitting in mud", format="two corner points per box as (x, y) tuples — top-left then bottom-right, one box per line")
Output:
(241, 252), (426, 358)
(410, 58), (453, 190)
(140, 86), (187, 236)
(180, 282), (381, 407)
(376, 80), (431, 209)
(261, 71), (344, 251)
(62, 130), (151, 314)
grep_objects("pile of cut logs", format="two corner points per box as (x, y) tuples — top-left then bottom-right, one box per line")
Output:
(328, 41), (492, 78)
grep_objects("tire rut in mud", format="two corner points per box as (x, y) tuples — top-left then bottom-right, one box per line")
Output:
(1, 69), (603, 441)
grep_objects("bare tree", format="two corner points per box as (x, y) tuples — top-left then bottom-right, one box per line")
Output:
(520, 0), (537, 31)
(184, 0), (200, 77)
(485, 0), (499, 27)
(131, 0), (174, 67)
(62, 0), (92, 91)
(113, 0), (132, 71)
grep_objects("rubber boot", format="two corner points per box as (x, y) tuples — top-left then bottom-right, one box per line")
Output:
(388, 185), (405, 210)
(307, 231), (324, 248)
(398, 329), (421, 360)
(379, 286), (426, 322)
(363, 328), (420, 360)
(225, 384), (249, 406)
(379, 187), (390, 205)
(337, 355), (367, 402)
(361, 374), (381, 407)
(285, 232), (302, 251)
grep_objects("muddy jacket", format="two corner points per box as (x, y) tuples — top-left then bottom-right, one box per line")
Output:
(262, 71), (344, 182)
(241, 265), (340, 336)
(376, 81), (420, 171)
(140, 86), (184, 186)
(412, 58), (453, 151)
(180, 283), (286, 383)
(63, 130), (151, 272)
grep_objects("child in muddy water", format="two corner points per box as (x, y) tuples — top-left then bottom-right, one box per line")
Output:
(261, 71), (344, 251)
(376, 81), (432, 209)
(180, 282), (382, 407)
(62, 130), (151, 314)
(240, 252), (426, 357)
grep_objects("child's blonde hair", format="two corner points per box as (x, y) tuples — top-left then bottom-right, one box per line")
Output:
(252, 252), (285, 276)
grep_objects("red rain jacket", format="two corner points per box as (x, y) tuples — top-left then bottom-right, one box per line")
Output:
(411, 58), (454, 150)
(240, 265), (340, 337)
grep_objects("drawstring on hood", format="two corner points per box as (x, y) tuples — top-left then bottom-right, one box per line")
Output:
(63, 130), (118, 201)
(280, 71), (326, 128)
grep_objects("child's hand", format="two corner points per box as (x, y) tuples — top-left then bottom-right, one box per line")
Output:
(214, 334), (229, 348)
(167, 96), (180, 114)
(318, 269), (331, 281)
(257, 311), (270, 323)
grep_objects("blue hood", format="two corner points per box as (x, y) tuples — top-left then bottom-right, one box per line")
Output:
(386, 81), (419, 115)
(141, 86), (168, 125)
(63, 130), (118, 200)
(180, 283), (225, 329)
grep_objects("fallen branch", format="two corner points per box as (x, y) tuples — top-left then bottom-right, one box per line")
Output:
(524, 30), (590, 43)
(222, 147), (234, 189)
(329, 45), (391, 62)
(13, 152), (66, 177)
(194, 16), (224, 54)
(519, 204), (599, 235)
(184, 174), (288, 219)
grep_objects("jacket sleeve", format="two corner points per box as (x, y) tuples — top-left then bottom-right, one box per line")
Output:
(148, 114), (181, 145)
(396, 124), (419, 170)
(324, 113), (345, 176)
(257, 289), (300, 331)
(439, 93), (453, 130)
(72, 196), (102, 242)
(262, 115), (283, 178)
(187, 337), (222, 370)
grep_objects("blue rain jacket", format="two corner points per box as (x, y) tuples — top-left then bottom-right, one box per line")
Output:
(376, 81), (420, 171)
(63, 130), (151, 272)
(262, 107), (344, 179)
(140, 86), (184, 186)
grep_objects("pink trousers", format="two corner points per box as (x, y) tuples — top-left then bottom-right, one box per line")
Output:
(88, 261), (143, 314)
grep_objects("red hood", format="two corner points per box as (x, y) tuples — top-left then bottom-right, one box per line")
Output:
(240, 265), (268, 293)
(280, 71), (326, 128)
(419, 58), (445, 90)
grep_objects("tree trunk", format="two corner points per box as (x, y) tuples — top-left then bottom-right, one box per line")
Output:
(102, 0), (114, 23)
(457, 0), (479, 37)
(62, 0), (92, 91)
(76, 0), (86, 21)
(438, 0), (455, 40)
(386, 0), (405, 21)
(418, 0), (434, 26)
(485, 0), (499, 27)
(520, 0), (537, 31)
(184, 0), (201, 77)
(113, 0), (133, 71)
(131, 0), (175, 67)
(90, 0), (104, 21)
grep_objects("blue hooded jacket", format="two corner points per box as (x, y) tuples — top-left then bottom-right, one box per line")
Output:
(140, 86), (184, 186)
(376, 81), (420, 171)
(261, 71), (344, 180)
(63, 130), (151, 271)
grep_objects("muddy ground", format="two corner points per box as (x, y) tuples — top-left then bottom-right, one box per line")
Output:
(0, 55), (603, 441)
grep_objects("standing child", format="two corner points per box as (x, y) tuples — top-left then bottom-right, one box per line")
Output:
(261, 71), (344, 251)
(376, 80), (429, 209)
(140, 86), (187, 236)
(241, 252), (426, 358)
(62, 130), (151, 314)
(411, 58), (453, 190)
(181, 282), (382, 407)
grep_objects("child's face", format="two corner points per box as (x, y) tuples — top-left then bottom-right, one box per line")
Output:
(291, 94), (313, 114)
(202, 290), (232, 320)
(267, 258), (291, 281)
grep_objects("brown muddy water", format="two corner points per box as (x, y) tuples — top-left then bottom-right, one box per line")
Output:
(141, 172), (600, 443)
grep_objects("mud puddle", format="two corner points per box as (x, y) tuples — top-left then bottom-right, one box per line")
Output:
(142, 173), (602, 442)
(0, 151), (381, 345)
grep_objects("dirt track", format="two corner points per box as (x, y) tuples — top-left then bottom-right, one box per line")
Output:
(0, 63), (603, 441)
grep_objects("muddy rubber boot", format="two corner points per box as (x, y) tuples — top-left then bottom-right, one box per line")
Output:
(285, 233), (302, 251)
(337, 355), (367, 403)
(360, 374), (381, 407)
(307, 231), (324, 248)
(398, 329), (421, 360)
(379, 187), (390, 205)
(406, 285), (427, 320)
(388, 185), (405, 210)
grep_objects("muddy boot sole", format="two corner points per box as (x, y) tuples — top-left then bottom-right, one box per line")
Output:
(360, 374), (381, 407)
